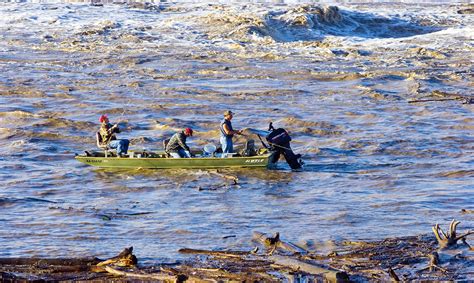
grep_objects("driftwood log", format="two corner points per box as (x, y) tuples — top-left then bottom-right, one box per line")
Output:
(178, 247), (254, 258)
(461, 209), (474, 214)
(269, 254), (349, 282)
(0, 257), (101, 266)
(104, 265), (179, 281)
(252, 231), (349, 282)
(252, 231), (308, 254)
(97, 246), (137, 267)
(0, 248), (137, 281)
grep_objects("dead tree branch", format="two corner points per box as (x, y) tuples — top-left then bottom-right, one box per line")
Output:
(432, 220), (473, 249)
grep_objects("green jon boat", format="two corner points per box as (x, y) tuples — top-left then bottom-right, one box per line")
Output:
(75, 128), (303, 170)
(75, 150), (276, 169)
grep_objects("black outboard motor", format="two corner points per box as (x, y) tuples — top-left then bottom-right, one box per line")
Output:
(266, 123), (302, 170)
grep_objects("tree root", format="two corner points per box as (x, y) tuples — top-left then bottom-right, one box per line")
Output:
(432, 220), (474, 249)
(252, 231), (308, 255)
(416, 252), (448, 274)
(97, 246), (137, 267)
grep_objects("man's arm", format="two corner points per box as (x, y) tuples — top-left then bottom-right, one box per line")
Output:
(108, 124), (120, 134)
(177, 134), (191, 152)
(223, 124), (241, 136)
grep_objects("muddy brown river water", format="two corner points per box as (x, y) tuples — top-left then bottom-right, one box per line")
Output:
(0, 1), (472, 266)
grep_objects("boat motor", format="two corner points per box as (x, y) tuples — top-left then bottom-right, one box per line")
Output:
(266, 122), (303, 170)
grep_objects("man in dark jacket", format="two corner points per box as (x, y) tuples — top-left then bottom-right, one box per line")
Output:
(165, 128), (193, 158)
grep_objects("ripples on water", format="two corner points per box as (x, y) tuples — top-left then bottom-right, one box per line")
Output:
(0, 1), (473, 261)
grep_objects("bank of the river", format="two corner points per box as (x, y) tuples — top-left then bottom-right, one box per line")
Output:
(1, 218), (473, 282)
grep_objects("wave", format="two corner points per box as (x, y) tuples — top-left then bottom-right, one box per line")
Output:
(438, 170), (474, 178)
(199, 5), (442, 43)
(32, 117), (96, 131)
(0, 85), (47, 98)
(0, 110), (38, 118)
(0, 197), (57, 208)
(76, 20), (121, 36)
(272, 117), (344, 138)
(0, 111), (96, 133)
(2, 129), (92, 144)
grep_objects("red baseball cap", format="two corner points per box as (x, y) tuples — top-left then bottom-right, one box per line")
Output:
(184, 128), (193, 136)
(99, 114), (108, 123)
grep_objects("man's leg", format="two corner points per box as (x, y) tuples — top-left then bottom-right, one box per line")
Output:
(115, 140), (128, 155)
(220, 136), (233, 154)
(220, 136), (228, 153)
(108, 140), (128, 156)
(121, 139), (130, 154)
(178, 148), (191, 158)
(108, 140), (119, 154)
(169, 152), (182, 158)
(227, 137), (233, 153)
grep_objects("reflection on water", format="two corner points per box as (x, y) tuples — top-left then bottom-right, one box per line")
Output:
(0, 1), (473, 260)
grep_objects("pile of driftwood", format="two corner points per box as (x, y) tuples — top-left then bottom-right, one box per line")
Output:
(1, 220), (472, 282)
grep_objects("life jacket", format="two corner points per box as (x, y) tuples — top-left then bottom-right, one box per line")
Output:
(99, 123), (117, 145)
(220, 119), (234, 138)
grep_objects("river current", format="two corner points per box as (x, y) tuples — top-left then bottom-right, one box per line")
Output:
(0, 1), (473, 264)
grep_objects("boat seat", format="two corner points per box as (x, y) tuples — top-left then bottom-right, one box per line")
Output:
(96, 131), (116, 157)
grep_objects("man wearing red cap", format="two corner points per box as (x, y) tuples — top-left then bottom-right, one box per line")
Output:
(165, 128), (193, 158)
(98, 114), (129, 157)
